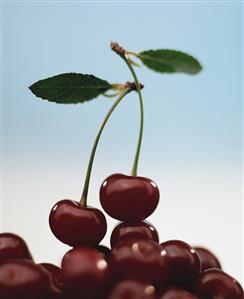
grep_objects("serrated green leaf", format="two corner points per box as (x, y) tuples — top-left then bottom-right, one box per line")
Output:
(29, 73), (112, 104)
(138, 50), (202, 74)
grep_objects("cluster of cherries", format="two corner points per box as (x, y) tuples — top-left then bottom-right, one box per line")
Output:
(0, 173), (243, 299)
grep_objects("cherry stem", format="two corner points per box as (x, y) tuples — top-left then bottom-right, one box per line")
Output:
(110, 42), (144, 177)
(123, 57), (144, 177)
(80, 87), (131, 206)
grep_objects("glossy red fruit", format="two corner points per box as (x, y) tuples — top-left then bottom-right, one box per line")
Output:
(160, 286), (199, 299)
(100, 174), (159, 221)
(160, 240), (200, 288)
(110, 239), (169, 286)
(0, 259), (49, 299)
(0, 233), (33, 261)
(49, 199), (107, 247)
(39, 263), (62, 297)
(108, 280), (157, 299)
(61, 247), (110, 299)
(110, 221), (159, 248)
(194, 247), (221, 271)
(195, 269), (244, 299)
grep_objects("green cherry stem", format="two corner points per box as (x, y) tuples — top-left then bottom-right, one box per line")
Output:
(80, 87), (131, 206)
(123, 57), (144, 177)
(110, 42), (144, 177)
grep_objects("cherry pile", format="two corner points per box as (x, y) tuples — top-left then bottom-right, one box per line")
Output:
(0, 176), (243, 299)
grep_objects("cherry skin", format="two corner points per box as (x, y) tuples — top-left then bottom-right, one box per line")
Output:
(0, 259), (50, 299)
(61, 246), (110, 299)
(110, 239), (169, 286)
(49, 199), (107, 247)
(194, 247), (221, 271)
(160, 240), (200, 288)
(110, 221), (159, 248)
(39, 263), (63, 297)
(100, 174), (159, 221)
(0, 233), (33, 261)
(195, 269), (244, 299)
(108, 280), (157, 299)
(95, 245), (111, 258)
(160, 286), (199, 299)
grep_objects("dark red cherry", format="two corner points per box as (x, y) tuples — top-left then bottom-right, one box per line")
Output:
(49, 199), (107, 247)
(0, 259), (49, 299)
(110, 221), (159, 248)
(195, 269), (244, 299)
(39, 263), (63, 296)
(108, 280), (157, 299)
(160, 240), (200, 288)
(194, 246), (221, 271)
(160, 286), (199, 299)
(100, 174), (159, 221)
(61, 247), (110, 299)
(0, 233), (33, 261)
(110, 239), (169, 286)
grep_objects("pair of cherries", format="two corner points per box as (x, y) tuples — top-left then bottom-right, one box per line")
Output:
(49, 173), (159, 247)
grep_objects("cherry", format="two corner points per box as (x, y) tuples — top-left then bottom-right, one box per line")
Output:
(0, 259), (50, 299)
(160, 286), (199, 299)
(110, 221), (159, 248)
(110, 239), (169, 286)
(108, 280), (157, 299)
(49, 199), (107, 247)
(160, 240), (200, 288)
(100, 174), (159, 221)
(61, 246), (110, 299)
(0, 233), (33, 261)
(194, 246), (221, 271)
(39, 263), (63, 296)
(195, 269), (244, 299)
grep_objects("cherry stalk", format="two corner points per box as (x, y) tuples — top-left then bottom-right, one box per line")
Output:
(111, 42), (144, 176)
(80, 86), (130, 206)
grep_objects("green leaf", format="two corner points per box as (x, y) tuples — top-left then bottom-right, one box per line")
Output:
(138, 50), (202, 74)
(29, 73), (112, 104)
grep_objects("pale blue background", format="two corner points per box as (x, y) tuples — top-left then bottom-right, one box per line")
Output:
(2, 1), (243, 282)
